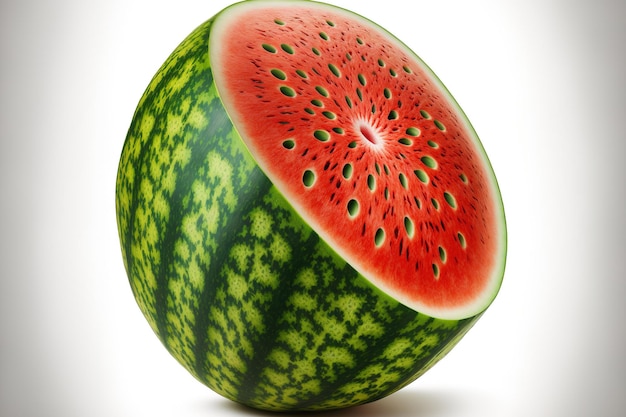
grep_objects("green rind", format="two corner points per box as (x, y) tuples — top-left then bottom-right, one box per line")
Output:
(116, 14), (480, 412)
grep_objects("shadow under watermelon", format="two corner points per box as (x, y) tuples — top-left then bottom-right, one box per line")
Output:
(210, 387), (499, 417)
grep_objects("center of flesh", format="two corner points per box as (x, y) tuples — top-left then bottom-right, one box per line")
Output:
(356, 120), (383, 147)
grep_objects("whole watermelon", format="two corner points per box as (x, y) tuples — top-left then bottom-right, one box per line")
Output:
(116, 0), (506, 411)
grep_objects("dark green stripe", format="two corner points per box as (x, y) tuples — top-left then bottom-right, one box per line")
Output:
(118, 20), (215, 338)
(236, 225), (322, 405)
(192, 166), (272, 376)
(153, 46), (218, 344)
(155, 104), (233, 342)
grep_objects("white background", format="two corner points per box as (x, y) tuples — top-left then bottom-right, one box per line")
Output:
(1, 0), (624, 416)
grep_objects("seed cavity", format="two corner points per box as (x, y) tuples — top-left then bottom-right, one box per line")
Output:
(358, 73), (367, 86)
(420, 109), (431, 119)
(296, 69), (308, 78)
(414, 169), (429, 184)
(388, 110), (399, 120)
(389, 68), (397, 77)
(326, 20), (335, 27)
(403, 65), (412, 74)
(315, 86), (329, 97)
(347, 199), (359, 217)
(460, 173), (468, 184)
(432, 263), (440, 279)
(367, 174), (376, 191)
(458, 232), (467, 249)
(399, 173), (408, 189)
(332, 127), (345, 134)
(311, 99), (324, 107)
(398, 138), (412, 146)
(262, 43), (277, 53)
(443, 192), (457, 209)
(356, 88), (363, 101)
(431, 198), (439, 210)
(274, 19), (285, 25)
(356, 37), (364, 45)
(312, 47), (321, 56)
(322, 111), (336, 120)
(304, 107), (315, 115)
(374, 228), (386, 247)
(270, 69), (287, 80)
(348, 140), (358, 148)
(345, 96), (353, 108)
(404, 216), (415, 238)
(328, 63), (341, 77)
(421, 156), (437, 169)
(280, 86), (296, 97)
(438, 246), (447, 263)
(406, 127), (420, 137)
(434, 119), (446, 131)
(282, 139), (295, 149)
(319, 32), (329, 41)
(281, 43), (295, 54)
(378, 58), (386, 67)
(342, 163), (353, 179)
(302, 170), (315, 187)
(383, 88), (392, 99)
(314, 130), (330, 142)
(427, 140), (439, 148)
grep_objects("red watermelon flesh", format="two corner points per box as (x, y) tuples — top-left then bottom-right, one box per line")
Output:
(210, 1), (506, 320)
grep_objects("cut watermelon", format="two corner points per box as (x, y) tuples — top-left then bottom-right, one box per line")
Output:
(210, 1), (506, 319)
(116, 0), (506, 411)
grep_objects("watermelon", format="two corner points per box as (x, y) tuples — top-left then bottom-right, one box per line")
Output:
(115, 0), (506, 411)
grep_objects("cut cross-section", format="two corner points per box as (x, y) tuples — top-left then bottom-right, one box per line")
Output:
(210, 1), (505, 319)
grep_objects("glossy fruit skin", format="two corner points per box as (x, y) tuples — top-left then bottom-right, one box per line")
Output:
(116, 12), (484, 413)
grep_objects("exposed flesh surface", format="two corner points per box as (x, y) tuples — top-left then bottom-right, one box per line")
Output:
(210, 1), (505, 319)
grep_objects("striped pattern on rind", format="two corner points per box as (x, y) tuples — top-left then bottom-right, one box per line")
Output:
(116, 17), (479, 411)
